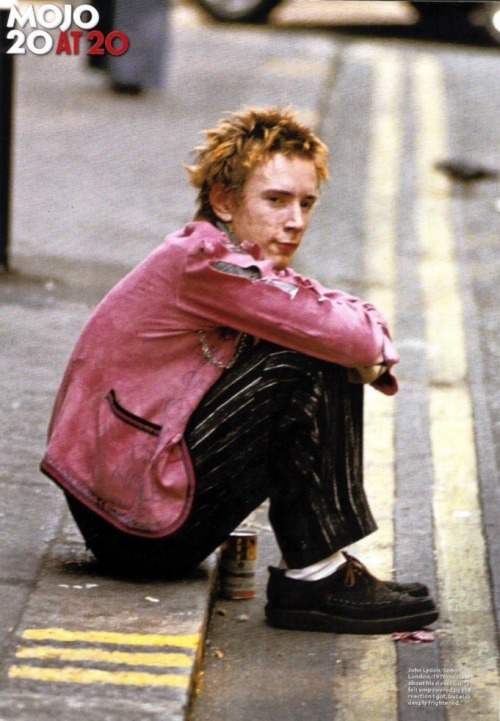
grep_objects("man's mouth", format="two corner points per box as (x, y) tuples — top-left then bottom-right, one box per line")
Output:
(274, 241), (298, 252)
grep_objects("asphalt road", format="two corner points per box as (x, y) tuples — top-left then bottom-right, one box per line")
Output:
(185, 3), (500, 720)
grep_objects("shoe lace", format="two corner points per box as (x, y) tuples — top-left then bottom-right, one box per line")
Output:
(342, 551), (380, 588)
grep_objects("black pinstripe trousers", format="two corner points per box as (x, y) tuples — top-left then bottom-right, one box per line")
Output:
(66, 341), (377, 577)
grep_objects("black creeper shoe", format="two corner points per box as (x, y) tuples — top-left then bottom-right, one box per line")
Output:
(341, 552), (430, 597)
(265, 552), (438, 635)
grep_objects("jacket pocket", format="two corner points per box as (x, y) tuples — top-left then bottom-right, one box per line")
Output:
(106, 390), (162, 437)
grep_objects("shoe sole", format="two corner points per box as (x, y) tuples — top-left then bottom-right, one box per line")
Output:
(265, 607), (439, 635)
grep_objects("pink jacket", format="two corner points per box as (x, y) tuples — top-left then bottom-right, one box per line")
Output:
(40, 222), (399, 538)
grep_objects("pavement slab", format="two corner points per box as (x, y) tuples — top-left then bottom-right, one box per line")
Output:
(0, 512), (217, 721)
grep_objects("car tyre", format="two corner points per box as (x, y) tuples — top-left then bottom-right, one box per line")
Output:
(194, 0), (282, 23)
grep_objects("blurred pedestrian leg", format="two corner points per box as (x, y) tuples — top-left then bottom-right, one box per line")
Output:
(89, 0), (170, 93)
(88, 0), (116, 71)
(110, 0), (170, 93)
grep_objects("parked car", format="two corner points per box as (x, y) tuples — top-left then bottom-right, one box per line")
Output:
(192, 0), (500, 43)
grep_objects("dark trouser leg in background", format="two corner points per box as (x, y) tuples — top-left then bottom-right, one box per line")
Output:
(66, 342), (376, 577)
(88, 1), (116, 70)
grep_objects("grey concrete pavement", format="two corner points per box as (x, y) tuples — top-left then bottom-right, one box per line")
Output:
(0, 4), (338, 719)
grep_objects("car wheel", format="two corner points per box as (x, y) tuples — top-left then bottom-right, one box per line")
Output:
(473, 3), (500, 44)
(194, 0), (283, 23)
(410, 1), (477, 34)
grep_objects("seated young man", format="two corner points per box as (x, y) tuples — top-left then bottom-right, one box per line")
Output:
(41, 107), (438, 634)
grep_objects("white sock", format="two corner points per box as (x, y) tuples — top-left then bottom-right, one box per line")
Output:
(282, 550), (347, 581)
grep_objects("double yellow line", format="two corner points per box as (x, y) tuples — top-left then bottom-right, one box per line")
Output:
(9, 628), (200, 689)
(413, 56), (498, 720)
(331, 46), (402, 720)
(331, 44), (498, 720)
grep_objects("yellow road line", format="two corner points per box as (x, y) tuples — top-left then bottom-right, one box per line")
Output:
(8, 665), (189, 689)
(412, 58), (466, 388)
(413, 54), (499, 719)
(21, 628), (199, 650)
(15, 646), (192, 668)
(362, 44), (401, 564)
(333, 46), (402, 721)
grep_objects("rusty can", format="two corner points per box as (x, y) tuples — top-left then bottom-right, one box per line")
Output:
(219, 529), (258, 599)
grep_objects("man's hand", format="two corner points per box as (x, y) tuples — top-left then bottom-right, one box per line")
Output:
(347, 364), (387, 385)
(348, 364), (399, 396)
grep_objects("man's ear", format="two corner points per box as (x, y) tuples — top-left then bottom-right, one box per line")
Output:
(209, 184), (236, 223)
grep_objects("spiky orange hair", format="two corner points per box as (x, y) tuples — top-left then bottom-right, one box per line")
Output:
(186, 106), (329, 223)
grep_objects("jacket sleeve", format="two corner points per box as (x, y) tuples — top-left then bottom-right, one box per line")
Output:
(177, 241), (399, 370)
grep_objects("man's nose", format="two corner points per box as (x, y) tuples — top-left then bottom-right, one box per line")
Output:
(286, 202), (306, 229)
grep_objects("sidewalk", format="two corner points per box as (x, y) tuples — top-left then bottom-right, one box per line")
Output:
(0, 6), (336, 719)
(0, 517), (217, 721)
(0, 41), (220, 721)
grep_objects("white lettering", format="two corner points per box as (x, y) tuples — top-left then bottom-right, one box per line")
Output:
(59, 5), (73, 32)
(26, 30), (53, 55)
(6, 29), (26, 54)
(7, 3), (99, 31)
(7, 5), (36, 29)
(37, 4), (63, 29)
(73, 5), (99, 30)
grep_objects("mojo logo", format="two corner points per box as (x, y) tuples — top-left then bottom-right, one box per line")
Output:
(6, 3), (129, 56)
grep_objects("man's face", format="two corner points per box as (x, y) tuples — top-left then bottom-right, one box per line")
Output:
(224, 153), (320, 270)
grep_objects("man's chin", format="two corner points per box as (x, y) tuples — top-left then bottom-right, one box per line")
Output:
(271, 258), (291, 271)
(269, 251), (295, 270)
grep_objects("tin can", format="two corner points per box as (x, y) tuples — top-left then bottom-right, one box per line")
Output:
(219, 529), (258, 599)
